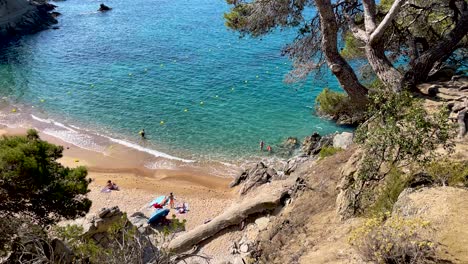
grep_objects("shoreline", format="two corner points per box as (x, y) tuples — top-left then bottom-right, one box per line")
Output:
(1, 125), (240, 260)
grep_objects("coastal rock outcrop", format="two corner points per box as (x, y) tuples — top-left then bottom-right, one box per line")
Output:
(81, 206), (124, 243)
(333, 132), (353, 150)
(0, 0), (58, 39)
(301, 132), (334, 155)
(229, 162), (283, 195)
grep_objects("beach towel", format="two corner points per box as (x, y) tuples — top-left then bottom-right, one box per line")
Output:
(101, 187), (111, 193)
(149, 195), (168, 207)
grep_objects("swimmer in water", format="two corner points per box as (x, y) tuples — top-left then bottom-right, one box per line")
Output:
(139, 129), (146, 139)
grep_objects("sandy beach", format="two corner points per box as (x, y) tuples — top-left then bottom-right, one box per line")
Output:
(0, 126), (241, 261)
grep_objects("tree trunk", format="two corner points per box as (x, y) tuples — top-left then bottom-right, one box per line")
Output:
(365, 40), (403, 92)
(402, 9), (468, 89)
(315, 0), (368, 102)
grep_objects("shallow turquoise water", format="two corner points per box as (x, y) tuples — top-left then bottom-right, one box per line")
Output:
(0, 0), (348, 161)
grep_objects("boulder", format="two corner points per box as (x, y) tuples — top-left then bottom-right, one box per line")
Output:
(254, 216), (270, 231)
(98, 3), (112, 12)
(284, 154), (309, 175)
(51, 238), (74, 263)
(82, 206), (124, 238)
(230, 162), (282, 195)
(332, 132), (353, 149)
(301, 132), (334, 156)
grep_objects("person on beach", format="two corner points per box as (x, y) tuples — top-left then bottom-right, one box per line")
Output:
(266, 145), (272, 153)
(169, 192), (176, 209)
(139, 129), (146, 139)
(260, 140), (264, 151)
(105, 180), (119, 191)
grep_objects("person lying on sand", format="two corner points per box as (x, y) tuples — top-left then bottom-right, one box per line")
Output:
(152, 196), (168, 209)
(105, 180), (119, 191)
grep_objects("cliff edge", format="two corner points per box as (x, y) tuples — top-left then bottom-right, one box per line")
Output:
(0, 0), (57, 39)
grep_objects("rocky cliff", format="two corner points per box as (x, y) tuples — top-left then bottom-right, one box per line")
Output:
(0, 0), (57, 39)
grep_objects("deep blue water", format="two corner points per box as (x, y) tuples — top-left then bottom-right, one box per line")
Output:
(0, 0), (347, 161)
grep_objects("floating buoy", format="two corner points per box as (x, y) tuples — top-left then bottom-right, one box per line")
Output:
(244, 80), (248, 83)
(144, 68), (148, 72)
(40, 99), (45, 103)
(200, 101), (204, 105)
(90, 84), (94, 88)
(67, 91), (71, 95)
(11, 108), (16, 113)
(266, 71), (270, 74)
(184, 109), (188, 112)
(173, 60), (177, 63)
(110, 79), (113, 81)
(231, 87), (235, 91)
(160, 120), (165, 125)
(276, 66), (279, 69)
(128, 73), (133, 76)
(215, 95), (219, 98)
(160, 64), (164, 67)
(256, 75), (259, 78)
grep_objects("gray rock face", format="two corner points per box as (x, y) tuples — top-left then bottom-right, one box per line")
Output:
(283, 154), (309, 176)
(0, 0), (57, 39)
(333, 132), (354, 150)
(301, 132), (335, 155)
(82, 206), (123, 239)
(230, 162), (282, 195)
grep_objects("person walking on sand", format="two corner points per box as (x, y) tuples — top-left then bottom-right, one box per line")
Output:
(259, 140), (264, 151)
(169, 192), (176, 209)
(139, 129), (145, 139)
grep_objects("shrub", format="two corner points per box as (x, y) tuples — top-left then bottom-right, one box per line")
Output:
(349, 213), (437, 264)
(355, 91), (455, 182)
(315, 88), (350, 117)
(426, 159), (468, 187)
(0, 130), (92, 226)
(318, 146), (342, 159)
(367, 168), (409, 215)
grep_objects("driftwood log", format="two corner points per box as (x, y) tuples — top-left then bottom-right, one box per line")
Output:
(168, 177), (299, 253)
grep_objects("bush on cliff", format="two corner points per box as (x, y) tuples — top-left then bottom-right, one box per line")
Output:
(0, 129), (91, 256)
(349, 213), (437, 264)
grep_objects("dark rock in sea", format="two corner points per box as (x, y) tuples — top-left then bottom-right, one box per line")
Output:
(98, 3), (112, 12)
(0, 0), (58, 40)
(52, 26), (59, 30)
(51, 11), (61, 18)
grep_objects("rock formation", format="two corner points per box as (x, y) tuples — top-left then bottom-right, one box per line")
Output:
(301, 132), (334, 155)
(98, 3), (112, 12)
(229, 162), (283, 195)
(0, 0), (57, 39)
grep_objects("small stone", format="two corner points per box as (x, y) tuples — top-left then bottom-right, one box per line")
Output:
(240, 244), (249, 253)
(255, 216), (270, 231)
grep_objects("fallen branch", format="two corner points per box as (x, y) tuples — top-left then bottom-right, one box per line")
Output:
(168, 177), (299, 253)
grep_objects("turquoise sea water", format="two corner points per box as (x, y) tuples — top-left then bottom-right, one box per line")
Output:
(0, 0), (348, 162)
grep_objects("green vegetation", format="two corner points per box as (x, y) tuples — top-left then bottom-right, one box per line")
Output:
(318, 146), (342, 159)
(366, 168), (409, 216)
(426, 159), (468, 187)
(315, 88), (350, 117)
(349, 213), (436, 264)
(355, 91), (454, 182)
(0, 129), (92, 226)
(340, 32), (364, 59)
